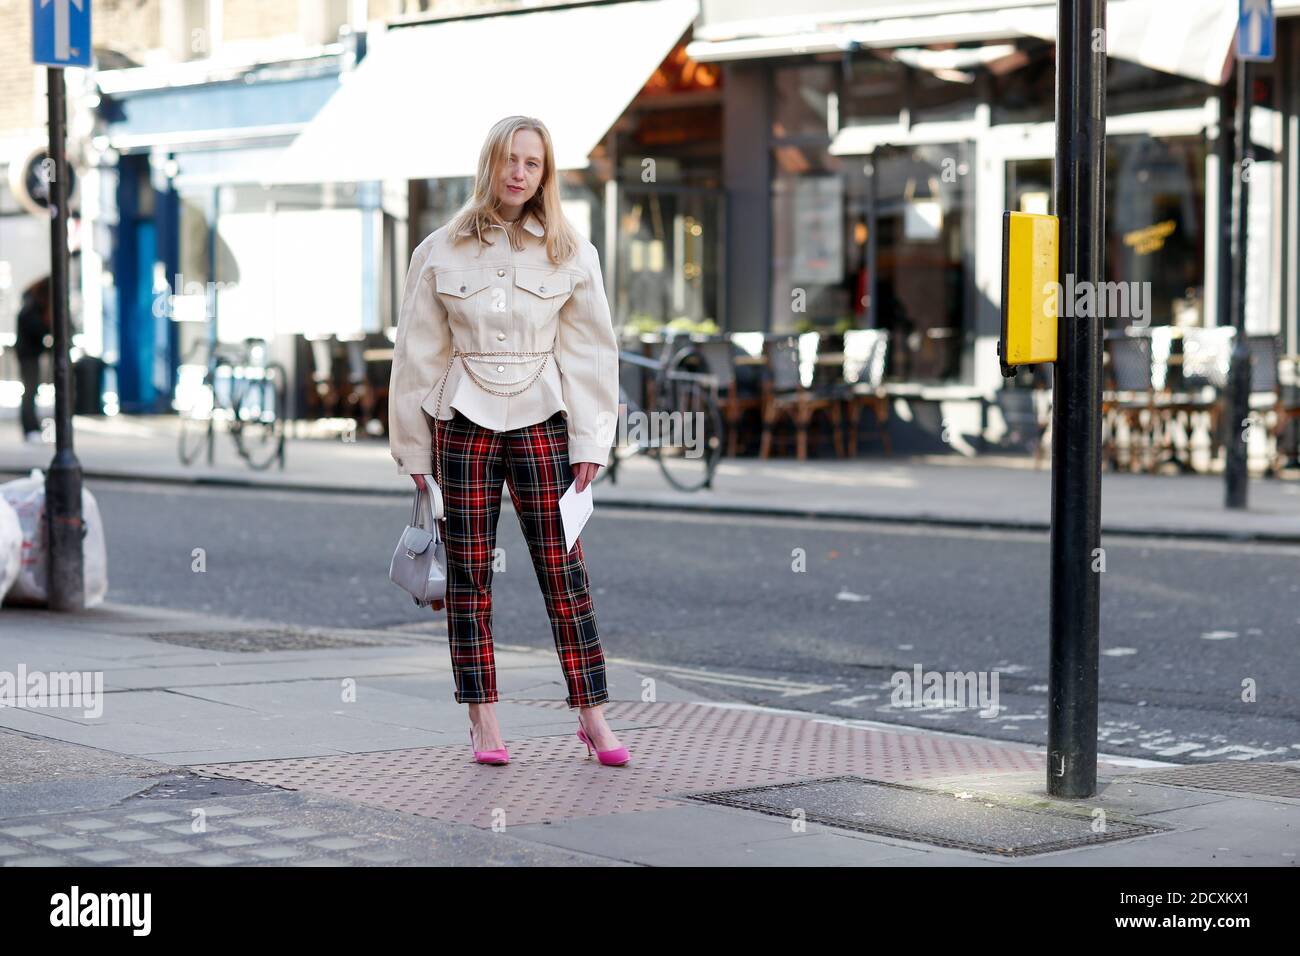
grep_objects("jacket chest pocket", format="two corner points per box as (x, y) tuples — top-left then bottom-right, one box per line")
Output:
(435, 268), (500, 321)
(513, 267), (572, 327)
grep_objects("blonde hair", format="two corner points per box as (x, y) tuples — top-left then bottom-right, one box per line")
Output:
(446, 115), (580, 266)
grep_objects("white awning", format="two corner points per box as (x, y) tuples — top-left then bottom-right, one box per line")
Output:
(686, 0), (1241, 87)
(1011, 0), (1239, 87)
(264, 0), (699, 185)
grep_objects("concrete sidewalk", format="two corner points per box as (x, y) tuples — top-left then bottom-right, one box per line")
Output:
(2, 414), (1299, 541)
(1, 604), (1295, 867)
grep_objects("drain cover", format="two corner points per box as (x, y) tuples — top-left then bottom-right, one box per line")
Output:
(676, 775), (1169, 857)
(142, 627), (412, 652)
(1124, 761), (1300, 799)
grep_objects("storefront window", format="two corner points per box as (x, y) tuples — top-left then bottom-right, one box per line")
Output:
(770, 142), (850, 334)
(770, 133), (974, 385)
(841, 54), (904, 126)
(1108, 59), (1210, 116)
(414, 176), (473, 241)
(990, 40), (1055, 125)
(909, 65), (980, 123)
(1106, 134), (1206, 329)
(772, 63), (836, 138)
(869, 143), (974, 383)
(1002, 135), (1207, 331)
(614, 185), (723, 333)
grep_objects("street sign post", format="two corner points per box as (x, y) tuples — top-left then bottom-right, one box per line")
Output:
(32, 0), (92, 68)
(1226, 3), (1272, 509)
(32, 0), (91, 610)
(1048, 0), (1106, 799)
(1237, 0), (1275, 63)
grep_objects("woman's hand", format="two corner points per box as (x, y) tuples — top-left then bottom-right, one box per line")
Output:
(573, 462), (601, 493)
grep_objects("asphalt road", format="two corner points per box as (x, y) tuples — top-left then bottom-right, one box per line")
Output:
(90, 478), (1300, 764)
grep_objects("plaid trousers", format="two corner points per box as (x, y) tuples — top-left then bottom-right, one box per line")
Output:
(433, 409), (609, 709)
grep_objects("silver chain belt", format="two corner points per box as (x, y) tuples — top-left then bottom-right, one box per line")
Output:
(431, 346), (555, 495)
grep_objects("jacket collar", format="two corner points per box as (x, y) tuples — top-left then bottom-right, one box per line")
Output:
(457, 210), (544, 240)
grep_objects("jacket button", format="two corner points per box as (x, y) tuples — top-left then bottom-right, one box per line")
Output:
(539, 285), (546, 293)
(497, 269), (505, 277)
(496, 365), (505, 373)
(496, 331), (506, 340)
(459, 284), (466, 293)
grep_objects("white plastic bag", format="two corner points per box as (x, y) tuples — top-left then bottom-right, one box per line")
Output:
(0, 497), (21, 601)
(0, 469), (108, 608)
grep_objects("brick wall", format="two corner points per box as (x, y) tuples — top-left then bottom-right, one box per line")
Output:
(0, 0), (164, 137)
(223, 0), (299, 42)
(0, 0), (39, 133)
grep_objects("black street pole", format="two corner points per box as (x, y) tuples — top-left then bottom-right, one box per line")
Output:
(1048, 0), (1105, 799)
(1225, 56), (1252, 509)
(44, 66), (85, 611)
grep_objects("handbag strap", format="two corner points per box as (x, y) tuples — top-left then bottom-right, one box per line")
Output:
(410, 482), (443, 530)
(430, 348), (458, 522)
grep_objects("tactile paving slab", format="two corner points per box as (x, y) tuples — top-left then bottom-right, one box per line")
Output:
(189, 700), (1053, 829)
(674, 775), (1170, 856)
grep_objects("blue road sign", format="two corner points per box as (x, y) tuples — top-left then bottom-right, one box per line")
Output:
(32, 0), (91, 68)
(1238, 0), (1275, 62)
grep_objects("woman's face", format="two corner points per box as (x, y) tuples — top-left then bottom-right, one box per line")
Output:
(495, 128), (545, 218)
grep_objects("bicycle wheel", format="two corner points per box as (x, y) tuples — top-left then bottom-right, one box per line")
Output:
(178, 399), (214, 466)
(233, 362), (287, 470)
(591, 386), (635, 486)
(654, 346), (724, 492)
(177, 359), (228, 466)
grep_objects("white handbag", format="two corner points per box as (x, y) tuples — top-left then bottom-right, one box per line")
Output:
(389, 481), (447, 607)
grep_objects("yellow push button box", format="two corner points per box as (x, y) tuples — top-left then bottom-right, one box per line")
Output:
(998, 211), (1058, 377)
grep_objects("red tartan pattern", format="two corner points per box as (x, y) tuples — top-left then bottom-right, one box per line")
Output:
(433, 409), (609, 709)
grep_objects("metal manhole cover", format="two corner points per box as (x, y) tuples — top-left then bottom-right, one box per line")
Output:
(1124, 761), (1300, 799)
(675, 775), (1169, 857)
(142, 627), (413, 652)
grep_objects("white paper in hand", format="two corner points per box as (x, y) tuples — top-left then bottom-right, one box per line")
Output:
(558, 479), (594, 553)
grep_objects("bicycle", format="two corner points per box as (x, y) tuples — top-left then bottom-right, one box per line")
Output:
(595, 329), (724, 492)
(177, 337), (288, 471)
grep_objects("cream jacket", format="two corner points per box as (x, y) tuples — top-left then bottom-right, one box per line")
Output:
(388, 210), (620, 476)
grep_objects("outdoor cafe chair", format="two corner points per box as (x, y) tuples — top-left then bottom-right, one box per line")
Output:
(758, 333), (846, 460)
(1161, 326), (1233, 472)
(695, 337), (763, 457)
(837, 328), (893, 457)
(1246, 334), (1300, 475)
(1102, 330), (1166, 472)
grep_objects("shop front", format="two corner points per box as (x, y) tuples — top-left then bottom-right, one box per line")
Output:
(690, 0), (1298, 453)
(92, 54), (347, 415)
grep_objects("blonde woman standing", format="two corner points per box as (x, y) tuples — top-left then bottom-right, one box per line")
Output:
(388, 115), (628, 767)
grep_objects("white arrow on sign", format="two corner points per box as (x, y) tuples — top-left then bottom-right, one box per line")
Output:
(40, 0), (85, 63)
(1243, 0), (1269, 56)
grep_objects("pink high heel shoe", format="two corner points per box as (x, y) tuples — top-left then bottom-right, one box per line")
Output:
(576, 715), (630, 767)
(469, 726), (509, 765)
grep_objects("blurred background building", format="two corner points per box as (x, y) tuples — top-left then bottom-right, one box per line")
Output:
(0, 0), (1296, 452)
